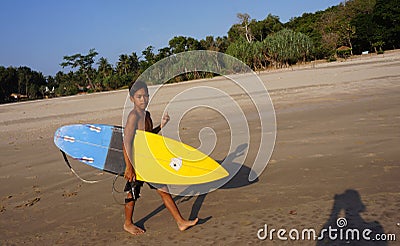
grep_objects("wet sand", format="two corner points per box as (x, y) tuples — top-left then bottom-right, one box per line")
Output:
(1, 51), (399, 245)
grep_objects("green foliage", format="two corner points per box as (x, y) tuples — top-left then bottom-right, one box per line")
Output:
(351, 11), (376, 53)
(226, 38), (267, 70)
(53, 71), (80, 96)
(251, 14), (284, 41)
(285, 11), (325, 58)
(327, 56), (337, 62)
(228, 24), (244, 43)
(0, 66), (47, 103)
(61, 48), (99, 90)
(116, 52), (139, 76)
(285, 0), (384, 56)
(373, 0), (400, 50)
(264, 29), (314, 67)
(169, 36), (201, 54)
(372, 41), (385, 54)
(336, 47), (352, 58)
(199, 36), (229, 53)
(0, 66), (17, 103)
(229, 13), (284, 43)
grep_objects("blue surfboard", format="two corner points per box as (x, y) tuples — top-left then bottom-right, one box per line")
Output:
(54, 124), (125, 175)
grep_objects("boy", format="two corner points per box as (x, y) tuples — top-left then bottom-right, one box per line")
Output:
(123, 81), (198, 235)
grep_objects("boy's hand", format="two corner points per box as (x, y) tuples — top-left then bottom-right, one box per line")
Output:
(124, 165), (136, 182)
(161, 112), (170, 128)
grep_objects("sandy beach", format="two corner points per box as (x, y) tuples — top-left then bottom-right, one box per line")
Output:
(1, 51), (399, 245)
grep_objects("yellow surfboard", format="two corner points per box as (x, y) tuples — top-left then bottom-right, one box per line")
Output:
(134, 130), (229, 185)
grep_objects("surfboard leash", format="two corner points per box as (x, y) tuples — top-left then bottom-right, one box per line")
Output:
(112, 175), (129, 205)
(60, 150), (127, 204)
(60, 150), (100, 184)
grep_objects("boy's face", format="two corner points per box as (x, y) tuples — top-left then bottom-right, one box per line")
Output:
(131, 88), (149, 110)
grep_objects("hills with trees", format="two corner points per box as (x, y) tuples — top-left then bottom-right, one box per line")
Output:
(1, 0), (398, 103)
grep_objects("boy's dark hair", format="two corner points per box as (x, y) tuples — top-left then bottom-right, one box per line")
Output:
(129, 80), (148, 97)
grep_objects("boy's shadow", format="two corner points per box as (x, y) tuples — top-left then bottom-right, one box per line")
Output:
(136, 143), (258, 230)
(317, 189), (387, 245)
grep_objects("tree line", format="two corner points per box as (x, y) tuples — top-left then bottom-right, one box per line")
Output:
(0, 0), (398, 103)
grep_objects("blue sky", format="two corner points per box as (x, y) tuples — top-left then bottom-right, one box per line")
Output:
(0, 0), (343, 76)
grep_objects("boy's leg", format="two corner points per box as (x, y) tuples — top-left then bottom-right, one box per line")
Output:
(156, 187), (198, 231)
(124, 183), (144, 235)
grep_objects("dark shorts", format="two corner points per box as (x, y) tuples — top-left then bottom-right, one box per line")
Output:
(124, 181), (166, 201)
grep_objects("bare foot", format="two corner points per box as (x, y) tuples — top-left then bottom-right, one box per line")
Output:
(124, 223), (145, 235)
(177, 218), (199, 231)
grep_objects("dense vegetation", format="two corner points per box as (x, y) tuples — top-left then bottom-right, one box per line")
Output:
(1, 0), (398, 103)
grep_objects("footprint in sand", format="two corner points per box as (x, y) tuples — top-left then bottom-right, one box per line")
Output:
(33, 185), (41, 194)
(15, 197), (41, 208)
(62, 191), (78, 197)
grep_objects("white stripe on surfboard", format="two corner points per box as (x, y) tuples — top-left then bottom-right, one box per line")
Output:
(87, 125), (102, 133)
(63, 136), (75, 143)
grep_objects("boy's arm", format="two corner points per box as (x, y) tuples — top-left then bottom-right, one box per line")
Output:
(152, 112), (170, 134)
(151, 125), (161, 134)
(123, 112), (137, 181)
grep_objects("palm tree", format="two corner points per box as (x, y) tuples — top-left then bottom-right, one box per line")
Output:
(117, 54), (130, 75)
(97, 57), (113, 77)
(61, 48), (98, 90)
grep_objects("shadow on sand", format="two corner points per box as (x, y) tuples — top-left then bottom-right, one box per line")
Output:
(136, 143), (258, 230)
(317, 189), (387, 245)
